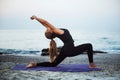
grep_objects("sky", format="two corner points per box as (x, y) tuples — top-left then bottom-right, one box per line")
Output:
(0, 0), (120, 33)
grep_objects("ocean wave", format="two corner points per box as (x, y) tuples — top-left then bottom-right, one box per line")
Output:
(100, 37), (120, 45)
(0, 30), (120, 54)
(0, 48), (40, 55)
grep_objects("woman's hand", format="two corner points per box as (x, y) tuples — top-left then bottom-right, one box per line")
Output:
(30, 15), (37, 20)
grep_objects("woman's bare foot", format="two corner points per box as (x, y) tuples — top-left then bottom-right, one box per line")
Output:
(26, 62), (36, 68)
(89, 63), (96, 68)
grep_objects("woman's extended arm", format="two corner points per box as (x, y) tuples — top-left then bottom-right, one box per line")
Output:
(31, 15), (64, 35)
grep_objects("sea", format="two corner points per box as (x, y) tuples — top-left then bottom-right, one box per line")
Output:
(0, 29), (120, 55)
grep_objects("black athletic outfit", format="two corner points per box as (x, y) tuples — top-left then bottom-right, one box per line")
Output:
(37, 29), (93, 67)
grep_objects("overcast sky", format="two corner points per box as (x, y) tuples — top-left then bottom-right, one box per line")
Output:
(0, 0), (120, 33)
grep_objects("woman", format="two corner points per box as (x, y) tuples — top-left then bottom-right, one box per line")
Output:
(26, 15), (96, 68)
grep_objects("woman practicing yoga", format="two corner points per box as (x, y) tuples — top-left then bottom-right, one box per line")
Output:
(26, 15), (96, 68)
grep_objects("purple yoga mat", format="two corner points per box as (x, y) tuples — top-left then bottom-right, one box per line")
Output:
(12, 64), (102, 72)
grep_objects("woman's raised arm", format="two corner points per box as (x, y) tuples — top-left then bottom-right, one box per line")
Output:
(31, 15), (64, 35)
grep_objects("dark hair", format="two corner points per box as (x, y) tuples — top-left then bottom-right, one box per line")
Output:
(45, 32), (55, 39)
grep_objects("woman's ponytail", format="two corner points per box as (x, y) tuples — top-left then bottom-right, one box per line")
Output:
(49, 39), (58, 63)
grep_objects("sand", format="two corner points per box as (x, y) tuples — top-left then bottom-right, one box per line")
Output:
(0, 53), (120, 80)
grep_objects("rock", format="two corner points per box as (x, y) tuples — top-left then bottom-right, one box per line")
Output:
(41, 47), (61, 56)
(41, 47), (107, 56)
(0, 52), (3, 55)
(93, 51), (107, 53)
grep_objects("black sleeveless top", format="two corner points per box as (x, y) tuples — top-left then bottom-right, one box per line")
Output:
(53, 28), (74, 45)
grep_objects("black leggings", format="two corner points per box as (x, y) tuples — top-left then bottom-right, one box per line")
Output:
(37, 43), (93, 67)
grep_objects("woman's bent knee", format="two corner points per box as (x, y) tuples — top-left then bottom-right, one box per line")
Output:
(85, 43), (93, 51)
